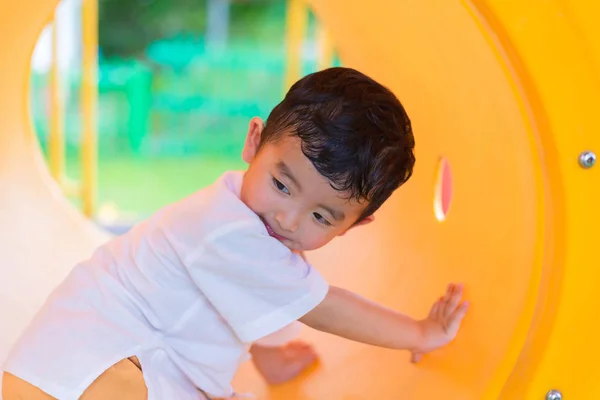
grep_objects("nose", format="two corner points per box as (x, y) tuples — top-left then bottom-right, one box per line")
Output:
(274, 209), (300, 232)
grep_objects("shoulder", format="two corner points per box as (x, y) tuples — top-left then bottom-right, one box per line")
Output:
(151, 170), (267, 242)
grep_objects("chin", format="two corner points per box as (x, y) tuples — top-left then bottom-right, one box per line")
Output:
(284, 242), (302, 251)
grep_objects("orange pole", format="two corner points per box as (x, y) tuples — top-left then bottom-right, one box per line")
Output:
(49, 17), (65, 182)
(316, 21), (333, 71)
(284, 0), (308, 92)
(81, 0), (98, 218)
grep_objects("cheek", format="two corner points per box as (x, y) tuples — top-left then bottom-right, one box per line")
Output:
(298, 225), (336, 251)
(246, 178), (275, 213)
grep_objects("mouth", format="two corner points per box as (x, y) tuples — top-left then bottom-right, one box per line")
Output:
(262, 220), (288, 242)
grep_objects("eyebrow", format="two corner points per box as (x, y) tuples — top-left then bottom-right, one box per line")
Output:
(277, 161), (302, 191)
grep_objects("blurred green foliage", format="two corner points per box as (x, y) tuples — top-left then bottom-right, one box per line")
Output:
(98, 0), (287, 59)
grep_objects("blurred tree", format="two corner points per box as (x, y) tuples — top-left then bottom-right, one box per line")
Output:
(98, 0), (284, 60)
(99, 0), (208, 59)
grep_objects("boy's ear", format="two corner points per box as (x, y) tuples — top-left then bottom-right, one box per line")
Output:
(338, 214), (375, 236)
(242, 117), (265, 163)
(355, 214), (375, 227)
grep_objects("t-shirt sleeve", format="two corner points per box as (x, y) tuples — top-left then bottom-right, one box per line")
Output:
(254, 322), (303, 347)
(182, 219), (329, 343)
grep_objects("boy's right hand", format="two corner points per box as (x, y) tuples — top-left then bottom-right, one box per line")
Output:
(410, 283), (469, 363)
(299, 282), (469, 357)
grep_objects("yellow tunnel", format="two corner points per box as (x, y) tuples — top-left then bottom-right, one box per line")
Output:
(1, 1), (599, 399)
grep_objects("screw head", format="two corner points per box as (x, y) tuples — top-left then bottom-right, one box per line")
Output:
(579, 151), (596, 169)
(546, 389), (562, 400)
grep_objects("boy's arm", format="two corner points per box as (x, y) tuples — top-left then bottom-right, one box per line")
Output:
(299, 283), (468, 355)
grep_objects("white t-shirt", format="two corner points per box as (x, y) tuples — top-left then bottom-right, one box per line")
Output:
(2, 171), (329, 399)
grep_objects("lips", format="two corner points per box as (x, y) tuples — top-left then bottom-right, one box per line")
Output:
(263, 220), (288, 241)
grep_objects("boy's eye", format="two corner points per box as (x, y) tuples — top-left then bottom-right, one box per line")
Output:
(273, 178), (290, 195)
(313, 212), (332, 226)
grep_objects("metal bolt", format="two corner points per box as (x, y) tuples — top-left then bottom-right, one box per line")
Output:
(579, 151), (596, 169)
(546, 389), (562, 400)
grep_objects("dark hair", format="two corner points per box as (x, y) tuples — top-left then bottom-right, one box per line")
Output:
(259, 67), (415, 222)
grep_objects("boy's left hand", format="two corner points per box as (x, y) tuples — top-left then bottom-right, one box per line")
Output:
(411, 283), (469, 363)
(250, 341), (319, 385)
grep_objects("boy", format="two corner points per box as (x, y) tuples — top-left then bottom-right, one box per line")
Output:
(1, 67), (468, 399)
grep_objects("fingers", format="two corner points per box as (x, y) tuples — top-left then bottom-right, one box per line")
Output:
(442, 283), (463, 318)
(447, 301), (469, 336)
(438, 283), (468, 337)
(443, 283), (454, 303)
(410, 352), (423, 363)
(429, 297), (441, 318)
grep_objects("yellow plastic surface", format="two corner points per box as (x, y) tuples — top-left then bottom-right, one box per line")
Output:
(0, 1), (598, 399)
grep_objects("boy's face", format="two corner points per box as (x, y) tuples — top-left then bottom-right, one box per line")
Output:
(240, 117), (374, 252)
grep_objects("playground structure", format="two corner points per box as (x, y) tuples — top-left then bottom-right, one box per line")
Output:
(1, 0), (599, 399)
